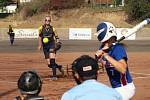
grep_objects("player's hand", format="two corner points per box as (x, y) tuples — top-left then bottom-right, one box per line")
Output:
(95, 45), (109, 59)
(56, 39), (60, 43)
(38, 46), (42, 50)
(95, 50), (104, 59)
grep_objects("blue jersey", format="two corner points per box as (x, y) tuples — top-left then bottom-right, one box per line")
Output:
(101, 44), (133, 88)
(61, 80), (122, 100)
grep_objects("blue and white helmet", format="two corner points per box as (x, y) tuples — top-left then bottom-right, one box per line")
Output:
(96, 22), (117, 42)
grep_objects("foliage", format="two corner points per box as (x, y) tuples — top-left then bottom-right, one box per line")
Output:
(0, 0), (13, 6)
(124, 0), (150, 22)
(112, 0), (122, 6)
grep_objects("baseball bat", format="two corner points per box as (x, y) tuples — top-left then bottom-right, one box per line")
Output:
(95, 18), (150, 59)
(115, 18), (150, 44)
(102, 18), (150, 52)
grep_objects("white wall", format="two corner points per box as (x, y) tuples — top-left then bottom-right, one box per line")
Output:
(6, 5), (17, 13)
(20, 0), (31, 3)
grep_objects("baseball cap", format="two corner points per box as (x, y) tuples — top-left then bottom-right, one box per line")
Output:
(72, 55), (99, 77)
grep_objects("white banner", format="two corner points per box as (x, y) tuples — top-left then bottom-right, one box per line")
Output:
(69, 28), (91, 40)
(116, 28), (136, 40)
(14, 29), (38, 38)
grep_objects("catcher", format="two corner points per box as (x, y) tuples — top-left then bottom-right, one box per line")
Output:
(38, 16), (64, 80)
(15, 70), (48, 100)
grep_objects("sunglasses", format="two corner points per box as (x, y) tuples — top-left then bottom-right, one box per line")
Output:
(45, 19), (51, 22)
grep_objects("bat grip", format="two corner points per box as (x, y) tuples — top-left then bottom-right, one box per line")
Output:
(117, 36), (125, 43)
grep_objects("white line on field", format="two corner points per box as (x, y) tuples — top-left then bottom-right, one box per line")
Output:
(133, 76), (150, 79)
(131, 72), (150, 76)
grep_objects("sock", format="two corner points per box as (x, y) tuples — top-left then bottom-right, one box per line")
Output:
(50, 59), (56, 77)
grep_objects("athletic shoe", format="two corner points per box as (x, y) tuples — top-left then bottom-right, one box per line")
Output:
(50, 76), (58, 81)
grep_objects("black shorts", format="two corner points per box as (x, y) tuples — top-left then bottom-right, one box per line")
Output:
(43, 42), (55, 59)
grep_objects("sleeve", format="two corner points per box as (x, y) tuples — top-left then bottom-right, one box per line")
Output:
(61, 92), (72, 100)
(38, 26), (43, 37)
(114, 45), (128, 61)
(52, 27), (59, 39)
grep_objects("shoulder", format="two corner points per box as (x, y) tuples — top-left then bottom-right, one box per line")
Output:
(38, 26), (43, 34)
(38, 26), (43, 30)
(112, 43), (128, 60)
(52, 26), (56, 31)
(113, 43), (126, 52)
(62, 85), (81, 98)
(97, 84), (122, 99)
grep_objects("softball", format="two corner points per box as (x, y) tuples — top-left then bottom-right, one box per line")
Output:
(43, 37), (49, 43)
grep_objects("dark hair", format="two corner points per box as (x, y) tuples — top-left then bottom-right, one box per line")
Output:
(72, 55), (99, 81)
(100, 36), (126, 48)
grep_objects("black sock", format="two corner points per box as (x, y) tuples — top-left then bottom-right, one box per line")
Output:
(50, 59), (56, 77)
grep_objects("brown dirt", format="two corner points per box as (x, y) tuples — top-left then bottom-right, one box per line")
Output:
(0, 9), (130, 28)
(0, 52), (150, 100)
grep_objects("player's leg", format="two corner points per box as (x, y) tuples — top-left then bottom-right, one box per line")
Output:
(43, 47), (50, 65)
(115, 82), (135, 100)
(9, 36), (12, 45)
(11, 36), (14, 45)
(49, 50), (57, 80)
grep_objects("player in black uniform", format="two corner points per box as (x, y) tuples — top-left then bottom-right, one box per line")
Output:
(38, 16), (64, 80)
(7, 25), (15, 45)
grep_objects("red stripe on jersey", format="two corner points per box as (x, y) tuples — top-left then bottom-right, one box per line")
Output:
(121, 74), (127, 86)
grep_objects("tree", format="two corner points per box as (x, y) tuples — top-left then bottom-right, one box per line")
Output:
(0, 0), (13, 6)
(124, 0), (150, 22)
(112, 0), (122, 7)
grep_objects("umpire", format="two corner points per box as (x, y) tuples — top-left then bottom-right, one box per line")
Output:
(38, 16), (64, 80)
(61, 55), (122, 100)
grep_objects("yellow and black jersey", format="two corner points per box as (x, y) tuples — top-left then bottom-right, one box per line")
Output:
(38, 25), (59, 42)
(8, 28), (15, 36)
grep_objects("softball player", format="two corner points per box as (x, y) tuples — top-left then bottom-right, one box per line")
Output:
(95, 22), (135, 100)
(7, 25), (15, 45)
(15, 70), (48, 100)
(38, 16), (64, 80)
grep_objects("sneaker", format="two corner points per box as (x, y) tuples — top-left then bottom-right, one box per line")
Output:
(50, 76), (58, 81)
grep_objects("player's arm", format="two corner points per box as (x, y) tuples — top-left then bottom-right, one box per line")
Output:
(103, 53), (127, 74)
(38, 26), (42, 50)
(53, 27), (59, 42)
(96, 46), (127, 74)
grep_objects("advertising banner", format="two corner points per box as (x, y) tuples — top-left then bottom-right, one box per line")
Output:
(14, 29), (38, 38)
(69, 28), (91, 40)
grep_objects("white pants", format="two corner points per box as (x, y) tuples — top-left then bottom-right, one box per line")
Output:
(115, 82), (135, 100)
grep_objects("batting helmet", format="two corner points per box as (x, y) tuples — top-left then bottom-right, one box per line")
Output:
(18, 70), (42, 95)
(55, 42), (62, 51)
(96, 22), (117, 42)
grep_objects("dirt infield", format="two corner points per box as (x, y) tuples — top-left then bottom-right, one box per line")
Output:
(0, 40), (150, 100)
